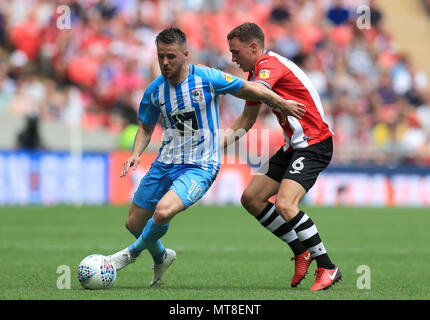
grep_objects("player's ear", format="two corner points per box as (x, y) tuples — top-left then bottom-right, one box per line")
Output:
(183, 49), (189, 60)
(249, 41), (259, 53)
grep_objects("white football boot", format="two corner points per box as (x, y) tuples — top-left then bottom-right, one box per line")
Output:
(108, 247), (136, 271)
(149, 248), (176, 288)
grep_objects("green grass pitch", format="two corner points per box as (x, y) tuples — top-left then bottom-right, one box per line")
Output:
(0, 204), (429, 300)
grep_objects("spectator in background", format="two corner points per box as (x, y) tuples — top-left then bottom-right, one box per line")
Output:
(369, 0), (383, 28)
(269, 0), (290, 23)
(326, 0), (350, 25)
(425, 0), (430, 15)
(16, 113), (44, 149)
(303, 54), (329, 98)
(374, 70), (398, 106)
(9, 12), (41, 61)
(95, 0), (118, 20)
(0, 60), (16, 112)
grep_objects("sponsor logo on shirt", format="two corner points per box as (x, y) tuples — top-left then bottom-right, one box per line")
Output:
(259, 69), (270, 79)
(191, 88), (204, 103)
(222, 72), (234, 82)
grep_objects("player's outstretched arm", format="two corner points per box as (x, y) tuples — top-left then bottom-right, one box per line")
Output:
(222, 103), (261, 149)
(120, 122), (155, 177)
(233, 81), (306, 122)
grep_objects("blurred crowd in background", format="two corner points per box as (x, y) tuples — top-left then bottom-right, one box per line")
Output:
(0, 0), (430, 166)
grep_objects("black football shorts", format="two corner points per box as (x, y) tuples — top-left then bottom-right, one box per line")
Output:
(259, 137), (333, 192)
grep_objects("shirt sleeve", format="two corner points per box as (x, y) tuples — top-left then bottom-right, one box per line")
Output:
(196, 66), (244, 95)
(138, 89), (160, 125)
(253, 57), (285, 90)
(245, 71), (261, 106)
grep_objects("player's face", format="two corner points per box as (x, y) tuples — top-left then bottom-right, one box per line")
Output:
(157, 42), (188, 82)
(229, 37), (257, 72)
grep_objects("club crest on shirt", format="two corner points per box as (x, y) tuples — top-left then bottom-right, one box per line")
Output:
(191, 88), (204, 103)
(259, 69), (270, 79)
(222, 72), (234, 82)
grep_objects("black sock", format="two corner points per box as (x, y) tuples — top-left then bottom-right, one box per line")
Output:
(256, 203), (306, 256)
(288, 210), (335, 269)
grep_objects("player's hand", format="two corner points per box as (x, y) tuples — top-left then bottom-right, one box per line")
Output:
(120, 154), (140, 178)
(275, 100), (306, 125)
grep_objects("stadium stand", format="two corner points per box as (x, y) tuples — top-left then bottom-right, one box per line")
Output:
(0, 0), (429, 165)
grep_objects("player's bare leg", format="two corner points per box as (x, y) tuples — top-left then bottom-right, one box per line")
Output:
(125, 202), (153, 235)
(241, 175), (312, 287)
(274, 179), (306, 222)
(145, 190), (184, 287)
(153, 189), (185, 225)
(240, 174), (279, 216)
(108, 203), (153, 271)
(109, 193), (182, 274)
(276, 179), (341, 290)
(126, 202), (169, 265)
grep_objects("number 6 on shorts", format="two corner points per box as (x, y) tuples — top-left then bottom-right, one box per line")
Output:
(289, 156), (305, 174)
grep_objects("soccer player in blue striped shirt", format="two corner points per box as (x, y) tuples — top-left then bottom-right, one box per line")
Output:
(108, 27), (305, 287)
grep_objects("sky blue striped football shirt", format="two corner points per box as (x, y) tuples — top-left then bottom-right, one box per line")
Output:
(138, 64), (244, 174)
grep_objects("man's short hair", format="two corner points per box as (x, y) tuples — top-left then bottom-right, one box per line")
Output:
(227, 22), (264, 47)
(155, 27), (187, 46)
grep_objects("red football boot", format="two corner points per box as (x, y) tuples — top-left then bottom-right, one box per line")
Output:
(310, 265), (342, 291)
(290, 250), (314, 287)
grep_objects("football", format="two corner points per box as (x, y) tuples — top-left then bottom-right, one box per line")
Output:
(77, 254), (117, 290)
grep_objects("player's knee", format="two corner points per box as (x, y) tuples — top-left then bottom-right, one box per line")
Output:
(125, 216), (140, 233)
(153, 203), (173, 225)
(240, 189), (256, 211)
(275, 198), (298, 221)
(241, 189), (264, 217)
(125, 207), (138, 232)
(125, 219), (133, 232)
